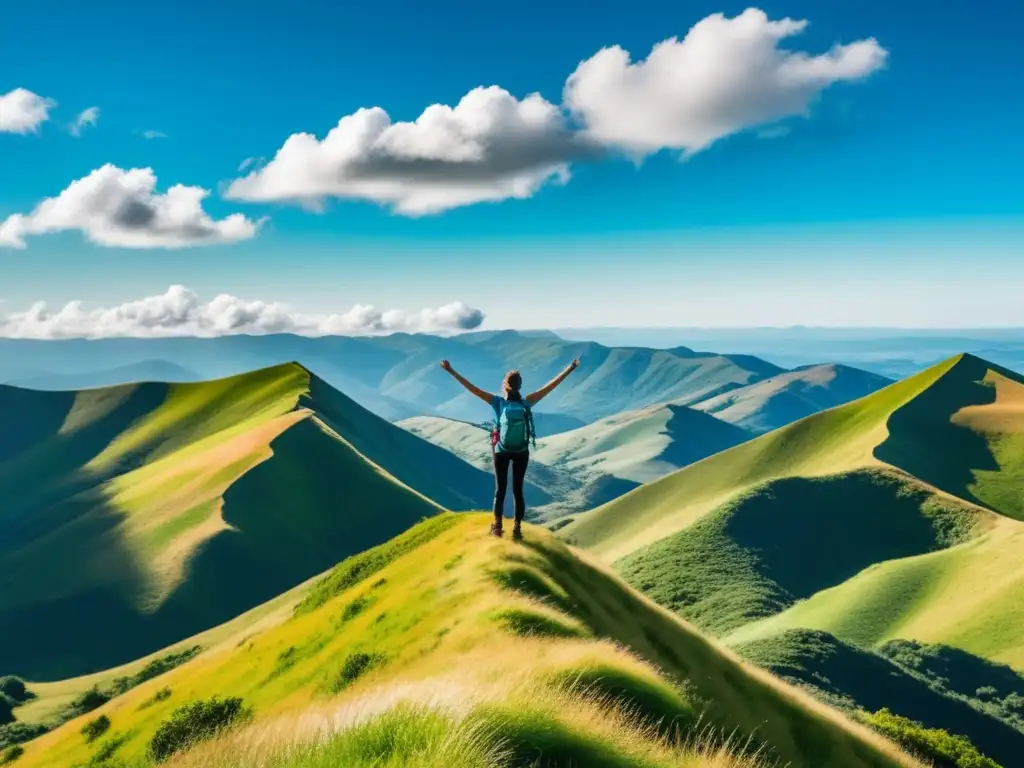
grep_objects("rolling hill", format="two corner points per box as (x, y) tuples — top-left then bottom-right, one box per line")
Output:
(692, 363), (893, 434)
(0, 364), (493, 680)
(0, 331), (783, 426)
(399, 402), (751, 518)
(559, 353), (1024, 764)
(11, 514), (915, 768)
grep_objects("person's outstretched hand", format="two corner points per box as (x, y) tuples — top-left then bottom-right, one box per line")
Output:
(440, 359), (453, 373)
(569, 358), (580, 371)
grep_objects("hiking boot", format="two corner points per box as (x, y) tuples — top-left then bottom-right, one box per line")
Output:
(512, 523), (523, 540)
(490, 521), (504, 537)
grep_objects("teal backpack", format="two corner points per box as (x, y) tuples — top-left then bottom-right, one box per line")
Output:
(496, 398), (535, 453)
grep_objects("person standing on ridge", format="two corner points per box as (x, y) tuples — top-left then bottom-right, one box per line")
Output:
(440, 358), (580, 539)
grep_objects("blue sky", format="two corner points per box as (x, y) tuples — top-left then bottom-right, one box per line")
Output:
(1, 0), (1022, 334)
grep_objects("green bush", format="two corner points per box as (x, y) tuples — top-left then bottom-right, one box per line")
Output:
(138, 688), (173, 710)
(59, 687), (111, 722)
(148, 697), (249, 762)
(0, 681), (30, 705)
(0, 746), (23, 765)
(87, 734), (128, 766)
(0, 723), (48, 750)
(865, 708), (1002, 768)
(109, 647), (201, 697)
(341, 595), (374, 622)
(81, 714), (111, 743)
(330, 652), (387, 693)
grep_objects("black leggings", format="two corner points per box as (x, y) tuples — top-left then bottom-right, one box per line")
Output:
(493, 450), (529, 523)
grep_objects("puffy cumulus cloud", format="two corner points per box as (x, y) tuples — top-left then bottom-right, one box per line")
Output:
(0, 286), (486, 339)
(563, 8), (887, 156)
(225, 86), (590, 216)
(0, 88), (56, 133)
(0, 165), (262, 249)
(70, 106), (100, 137)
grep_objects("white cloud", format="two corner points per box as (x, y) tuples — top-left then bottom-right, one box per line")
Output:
(0, 286), (486, 339)
(225, 86), (587, 215)
(0, 164), (262, 249)
(224, 10), (885, 216)
(0, 88), (56, 133)
(142, 129), (168, 140)
(563, 8), (887, 156)
(70, 106), (100, 137)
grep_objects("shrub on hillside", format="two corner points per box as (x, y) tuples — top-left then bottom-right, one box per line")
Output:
(0, 724), (48, 750)
(0, 681), (30, 706)
(81, 714), (111, 743)
(59, 687), (111, 722)
(0, 745), (23, 765)
(138, 688), (173, 710)
(330, 652), (387, 693)
(0, 699), (13, 728)
(865, 708), (1001, 768)
(109, 646), (201, 697)
(87, 734), (128, 766)
(148, 697), (249, 762)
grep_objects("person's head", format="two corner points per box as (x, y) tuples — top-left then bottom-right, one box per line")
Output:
(502, 369), (523, 400)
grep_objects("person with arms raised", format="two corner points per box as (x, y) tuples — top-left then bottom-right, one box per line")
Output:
(441, 358), (580, 539)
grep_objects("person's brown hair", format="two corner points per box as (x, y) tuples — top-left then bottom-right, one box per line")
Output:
(502, 369), (523, 399)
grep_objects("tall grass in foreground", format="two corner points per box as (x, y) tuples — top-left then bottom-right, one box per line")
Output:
(165, 685), (769, 768)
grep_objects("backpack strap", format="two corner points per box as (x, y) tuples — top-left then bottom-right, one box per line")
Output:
(524, 399), (537, 449)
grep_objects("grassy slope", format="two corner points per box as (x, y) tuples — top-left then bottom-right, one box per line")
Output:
(560, 356), (963, 563)
(734, 630), (1024, 768)
(692, 364), (893, 435)
(616, 469), (984, 637)
(723, 514), (1024, 667)
(17, 515), (913, 768)
(563, 353), (1024, 659)
(0, 365), (492, 680)
(399, 404), (749, 519)
(717, 358), (1024, 665)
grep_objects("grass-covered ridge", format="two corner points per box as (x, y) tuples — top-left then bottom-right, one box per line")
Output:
(560, 355), (968, 561)
(616, 468), (981, 636)
(734, 629), (1024, 768)
(15, 516), (915, 768)
(0, 364), (493, 680)
(559, 353), (1024, 763)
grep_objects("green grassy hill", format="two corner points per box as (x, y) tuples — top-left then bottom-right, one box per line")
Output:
(558, 353), (1024, 765)
(692, 364), (892, 434)
(399, 403), (750, 519)
(0, 365), (493, 680)
(13, 515), (915, 768)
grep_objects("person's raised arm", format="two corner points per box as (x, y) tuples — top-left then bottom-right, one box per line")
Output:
(526, 359), (579, 406)
(440, 360), (494, 405)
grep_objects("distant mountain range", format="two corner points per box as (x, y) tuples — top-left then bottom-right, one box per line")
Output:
(0, 331), (784, 426)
